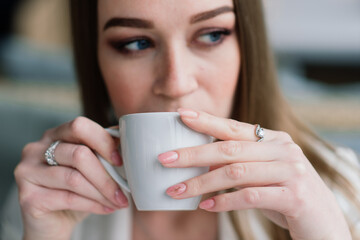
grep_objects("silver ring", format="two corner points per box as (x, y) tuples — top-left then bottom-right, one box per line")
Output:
(45, 140), (60, 166)
(255, 124), (265, 142)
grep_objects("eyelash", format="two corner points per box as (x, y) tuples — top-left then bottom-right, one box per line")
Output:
(194, 28), (232, 47)
(109, 28), (232, 55)
(110, 37), (154, 55)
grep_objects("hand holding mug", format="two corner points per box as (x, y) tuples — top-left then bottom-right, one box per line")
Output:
(14, 112), (213, 240)
(15, 117), (128, 240)
(159, 108), (351, 239)
(97, 112), (213, 210)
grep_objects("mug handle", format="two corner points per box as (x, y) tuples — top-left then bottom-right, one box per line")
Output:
(96, 128), (131, 193)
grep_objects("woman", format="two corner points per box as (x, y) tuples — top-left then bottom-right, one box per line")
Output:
(4, 0), (359, 239)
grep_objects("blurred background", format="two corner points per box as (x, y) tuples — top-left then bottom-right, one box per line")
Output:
(0, 0), (359, 224)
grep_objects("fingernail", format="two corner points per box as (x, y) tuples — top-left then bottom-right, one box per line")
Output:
(111, 151), (123, 166)
(115, 189), (128, 207)
(199, 198), (215, 210)
(177, 108), (198, 119)
(166, 183), (186, 197)
(104, 206), (115, 213)
(158, 151), (178, 164)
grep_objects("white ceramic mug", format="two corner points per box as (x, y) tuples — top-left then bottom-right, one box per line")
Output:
(96, 112), (213, 211)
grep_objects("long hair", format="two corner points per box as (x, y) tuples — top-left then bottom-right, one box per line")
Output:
(69, 0), (359, 239)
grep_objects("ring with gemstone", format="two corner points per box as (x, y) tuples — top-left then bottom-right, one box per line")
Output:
(45, 140), (61, 166)
(255, 124), (265, 142)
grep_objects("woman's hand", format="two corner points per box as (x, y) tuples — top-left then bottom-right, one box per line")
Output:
(14, 117), (128, 240)
(159, 109), (351, 240)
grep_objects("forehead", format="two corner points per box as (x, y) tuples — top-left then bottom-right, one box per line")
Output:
(98, 0), (235, 25)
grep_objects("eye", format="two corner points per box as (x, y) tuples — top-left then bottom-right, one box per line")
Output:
(196, 29), (231, 46)
(110, 38), (154, 54)
(124, 39), (152, 51)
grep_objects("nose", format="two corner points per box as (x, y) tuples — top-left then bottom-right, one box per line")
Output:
(152, 44), (198, 99)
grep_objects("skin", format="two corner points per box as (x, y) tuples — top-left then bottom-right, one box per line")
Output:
(98, 0), (240, 118)
(14, 0), (351, 239)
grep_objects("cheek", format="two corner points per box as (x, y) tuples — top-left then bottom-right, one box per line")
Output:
(213, 65), (239, 98)
(99, 55), (154, 116)
(201, 38), (240, 105)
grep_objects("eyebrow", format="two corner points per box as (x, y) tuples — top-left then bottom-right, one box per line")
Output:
(103, 18), (154, 31)
(103, 6), (234, 31)
(190, 6), (234, 24)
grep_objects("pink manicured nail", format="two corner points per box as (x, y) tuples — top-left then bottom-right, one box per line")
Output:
(199, 198), (215, 210)
(177, 108), (198, 118)
(158, 151), (178, 164)
(115, 189), (128, 207)
(104, 206), (115, 213)
(112, 151), (123, 166)
(166, 183), (187, 196)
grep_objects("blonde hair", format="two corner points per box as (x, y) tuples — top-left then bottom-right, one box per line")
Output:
(69, 0), (360, 238)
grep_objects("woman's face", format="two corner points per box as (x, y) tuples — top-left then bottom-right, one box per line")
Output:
(98, 0), (240, 118)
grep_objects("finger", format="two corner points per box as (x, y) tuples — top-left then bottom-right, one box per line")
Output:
(35, 188), (119, 215)
(43, 117), (122, 166)
(50, 142), (128, 208)
(159, 141), (286, 167)
(166, 161), (306, 199)
(177, 108), (286, 142)
(27, 165), (127, 209)
(108, 126), (120, 146)
(198, 187), (292, 214)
